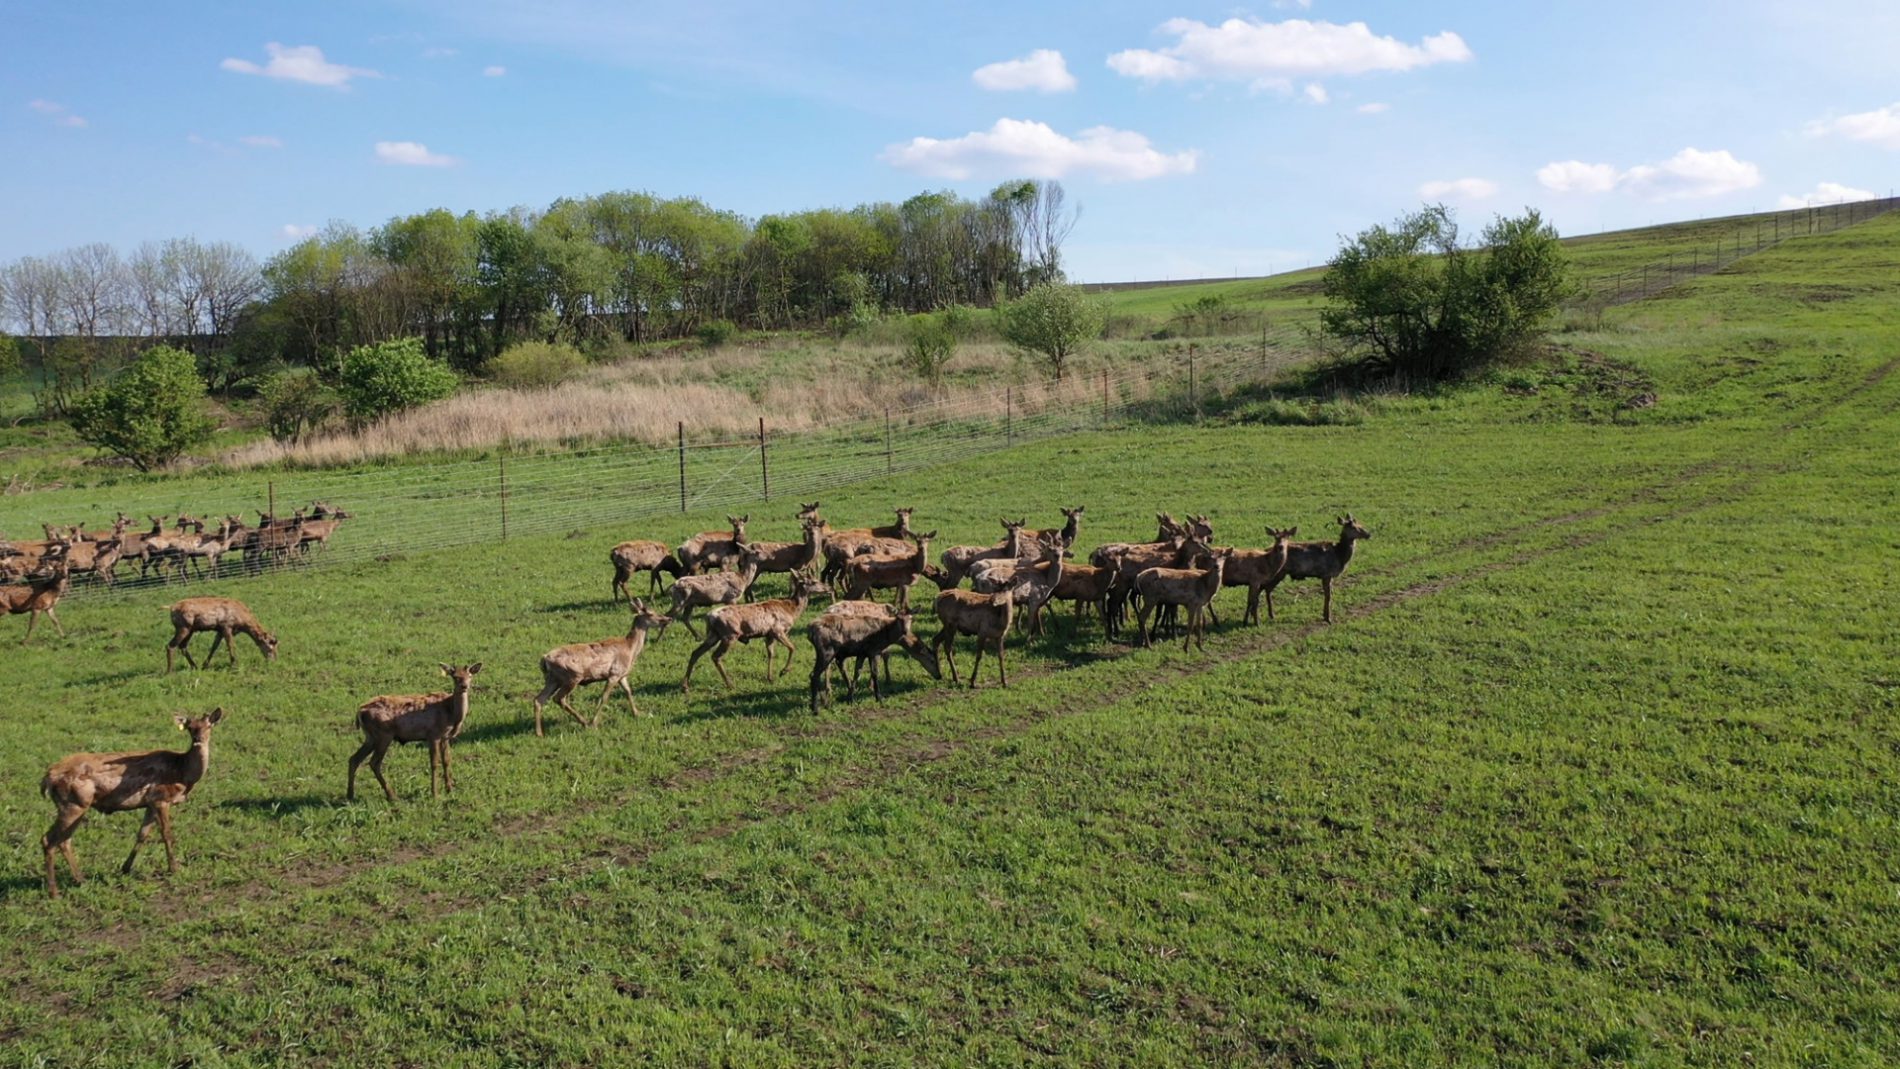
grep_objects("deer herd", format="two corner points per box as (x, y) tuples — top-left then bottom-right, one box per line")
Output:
(23, 496), (1370, 898)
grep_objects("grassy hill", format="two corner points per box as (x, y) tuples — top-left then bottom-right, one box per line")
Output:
(1, 213), (1897, 1065)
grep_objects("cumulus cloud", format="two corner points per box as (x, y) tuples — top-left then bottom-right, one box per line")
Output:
(1806, 102), (1900, 149)
(1777, 181), (1877, 209)
(28, 99), (87, 127)
(972, 49), (1076, 93)
(880, 118), (1198, 181)
(239, 135), (283, 148)
(1537, 148), (1760, 201)
(374, 140), (459, 167)
(281, 224), (318, 240)
(222, 43), (380, 89)
(1418, 177), (1498, 201)
(1356, 102), (1389, 114)
(1303, 83), (1329, 104)
(1108, 17), (1472, 89)
(483, 65), (508, 77)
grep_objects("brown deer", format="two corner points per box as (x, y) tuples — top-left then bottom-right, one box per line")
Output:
(744, 518), (827, 597)
(1263, 515), (1371, 623)
(968, 535), (1066, 635)
(666, 543), (764, 639)
(684, 572), (828, 692)
(531, 599), (672, 734)
(41, 707), (226, 898)
(3, 553), (70, 642)
(841, 530), (935, 611)
(295, 506), (352, 556)
(808, 603), (941, 713)
(1047, 559), (1118, 630)
(166, 597), (278, 672)
(938, 519), (1028, 586)
(821, 508), (915, 584)
(1223, 527), (1298, 624)
(1100, 534), (1199, 637)
(676, 515), (749, 576)
(933, 586), (1017, 689)
(1134, 544), (1233, 651)
(610, 539), (686, 601)
(1025, 506), (1085, 549)
(349, 663), (483, 802)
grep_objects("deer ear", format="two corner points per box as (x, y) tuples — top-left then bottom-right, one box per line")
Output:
(174, 714), (187, 731)
(468, 663), (484, 675)
(438, 663), (453, 676)
(208, 707), (225, 724)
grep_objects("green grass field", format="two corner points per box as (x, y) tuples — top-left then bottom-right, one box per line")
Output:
(1, 215), (1897, 1066)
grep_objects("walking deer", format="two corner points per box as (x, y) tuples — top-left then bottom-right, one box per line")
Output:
(676, 515), (750, 576)
(808, 603), (941, 713)
(684, 572), (828, 692)
(531, 599), (673, 734)
(41, 708), (226, 898)
(4, 553), (71, 643)
(1263, 515), (1371, 623)
(933, 587), (1017, 689)
(745, 518), (827, 597)
(610, 539), (686, 601)
(349, 663), (483, 802)
(666, 543), (764, 638)
(166, 597), (278, 672)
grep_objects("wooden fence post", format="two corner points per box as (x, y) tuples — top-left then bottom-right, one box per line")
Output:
(677, 421), (687, 513)
(499, 455), (508, 542)
(884, 407), (893, 474)
(1007, 387), (1013, 445)
(758, 417), (769, 501)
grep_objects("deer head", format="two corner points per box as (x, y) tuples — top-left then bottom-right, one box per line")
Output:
(628, 598), (674, 639)
(1336, 514), (1371, 541)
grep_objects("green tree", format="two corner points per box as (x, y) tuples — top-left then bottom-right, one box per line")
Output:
(1320, 205), (1573, 381)
(0, 333), (19, 379)
(487, 340), (585, 389)
(69, 345), (216, 471)
(338, 337), (459, 424)
(259, 367), (339, 441)
(995, 282), (1104, 382)
(903, 305), (972, 387)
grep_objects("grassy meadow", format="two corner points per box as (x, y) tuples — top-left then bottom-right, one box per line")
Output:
(0, 214), (1897, 1066)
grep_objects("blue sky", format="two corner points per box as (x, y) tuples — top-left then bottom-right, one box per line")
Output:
(4, 0), (1898, 281)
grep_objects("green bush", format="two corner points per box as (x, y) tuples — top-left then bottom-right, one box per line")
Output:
(698, 319), (738, 349)
(0, 334), (19, 379)
(260, 368), (339, 442)
(1230, 396), (1369, 427)
(338, 337), (459, 424)
(996, 282), (1105, 382)
(487, 340), (586, 389)
(902, 311), (959, 386)
(68, 344), (217, 471)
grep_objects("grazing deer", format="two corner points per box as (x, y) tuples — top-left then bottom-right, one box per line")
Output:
(744, 518), (827, 597)
(841, 530), (936, 611)
(938, 519), (1028, 586)
(610, 539), (686, 601)
(1264, 515), (1372, 623)
(666, 543), (764, 639)
(531, 599), (672, 735)
(808, 603), (941, 713)
(1223, 527), (1298, 625)
(3, 553), (70, 642)
(349, 663), (483, 802)
(684, 572), (827, 692)
(166, 597), (278, 672)
(1134, 545), (1233, 651)
(41, 707), (226, 898)
(676, 515), (749, 576)
(821, 508), (915, 584)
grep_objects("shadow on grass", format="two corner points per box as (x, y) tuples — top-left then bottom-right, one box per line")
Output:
(457, 716), (542, 745)
(220, 793), (338, 818)
(538, 598), (630, 615)
(0, 874), (49, 901)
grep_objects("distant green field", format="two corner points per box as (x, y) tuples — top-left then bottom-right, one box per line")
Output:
(1, 215), (1898, 1065)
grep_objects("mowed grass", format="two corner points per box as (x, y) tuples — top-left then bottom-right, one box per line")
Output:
(0, 219), (1897, 1065)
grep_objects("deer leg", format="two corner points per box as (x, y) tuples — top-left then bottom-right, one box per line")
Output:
(1135, 602), (1154, 648)
(995, 634), (1008, 688)
(593, 677), (617, 722)
(123, 808), (161, 875)
(155, 803), (180, 873)
(428, 739), (441, 799)
(43, 806), (87, 898)
(1322, 578), (1333, 623)
(369, 740), (398, 804)
(21, 610), (36, 644)
(347, 737), (377, 799)
(967, 641), (985, 690)
(442, 740), (454, 794)
(772, 634), (797, 681)
(224, 625), (239, 665)
(620, 676), (642, 718)
(677, 607), (701, 640)
(936, 631), (959, 685)
(684, 634), (719, 694)
(555, 686), (589, 728)
(200, 630), (224, 669)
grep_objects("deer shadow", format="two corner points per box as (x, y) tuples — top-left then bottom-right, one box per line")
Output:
(220, 794), (339, 819)
(0, 874), (49, 901)
(456, 717), (541, 745)
(538, 598), (632, 615)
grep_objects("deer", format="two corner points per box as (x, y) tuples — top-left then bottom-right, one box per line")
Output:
(1100, 534), (1201, 638)
(4, 552), (70, 643)
(820, 507), (915, 585)
(1046, 558), (1119, 630)
(610, 539), (686, 601)
(967, 535), (1066, 635)
(840, 530), (935, 611)
(932, 586), (1018, 690)
(166, 597), (279, 673)
(531, 599), (673, 735)
(808, 603), (942, 713)
(1134, 544), (1234, 651)
(744, 518), (827, 598)
(247, 515), (307, 574)
(675, 515), (749, 576)
(666, 543), (764, 639)
(40, 707), (226, 898)
(349, 663), (483, 802)
(295, 506), (352, 556)
(684, 571), (828, 692)
(1222, 527), (1298, 625)
(1025, 506), (1085, 549)
(1263, 515), (1372, 623)
(938, 519), (1029, 587)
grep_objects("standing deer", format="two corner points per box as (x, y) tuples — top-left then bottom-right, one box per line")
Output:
(166, 597), (278, 672)
(1263, 515), (1372, 623)
(531, 599), (672, 734)
(666, 543), (764, 638)
(684, 572), (827, 692)
(610, 539), (686, 601)
(676, 515), (749, 576)
(1025, 506), (1085, 549)
(349, 663), (483, 802)
(1223, 527), (1298, 624)
(933, 587), (1017, 690)
(3, 553), (70, 643)
(938, 519), (1028, 586)
(40, 708), (226, 898)
(840, 530), (935, 610)
(821, 508), (915, 585)
(744, 518), (827, 598)
(808, 603), (942, 713)
(1134, 544), (1233, 651)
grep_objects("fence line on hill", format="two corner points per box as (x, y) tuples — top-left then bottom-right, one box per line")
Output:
(12, 337), (1307, 600)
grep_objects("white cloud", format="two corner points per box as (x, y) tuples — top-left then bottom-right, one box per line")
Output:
(422, 46), (459, 59)
(1108, 18), (1473, 88)
(239, 135), (283, 148)
(28, 99), (87, 127)
(221, 43), (380, 89)
(1303, 83), (1329, 104)
(1777, 181), (1877, 209)
(1356, 101), (1389, 114)
(483, 65), (508, 77)
(280, 224), (318, 240)
(972, 49), (1077, 93)
(1806, 102), (1900, 149)
(374, 140), (460, 167)
(880, 118), (1198, 181)
(1418, 177), (1498, 201)
(1536, 148), (1760, 201)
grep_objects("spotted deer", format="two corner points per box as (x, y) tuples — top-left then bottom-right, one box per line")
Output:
(1263, 515), (1371, 623)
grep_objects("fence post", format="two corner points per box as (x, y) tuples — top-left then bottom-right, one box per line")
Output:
(1101, 368), (1109, 427)
(1188, 344), (1198, 420)
(1006, 387), (1014, 445)
(884, 407), (893, 474)
(499, 454), (508, 542)
(758, 417), (769, 501)
(1260, 318), (1268, 373)
(677, 421), (687, 513)
(267, 480), (275, 519)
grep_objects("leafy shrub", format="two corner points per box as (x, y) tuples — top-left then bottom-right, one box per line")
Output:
(1230, 396), (1369, 427)
(995, 282), (1105, 382)
(902, 310), (959, 386)
(260, 368), (339, 442)
(69, 344), (216, 471)
(487, 340), (586, 389)
(338, 337), (459, 424)
(0, 334), (19, 378)
(698, 319), (738, 349)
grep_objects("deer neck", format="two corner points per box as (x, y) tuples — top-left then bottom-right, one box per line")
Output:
(1334, 528), (1359, 568)
(446, 680), (473, 730)
(181, 732), (213, 786)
